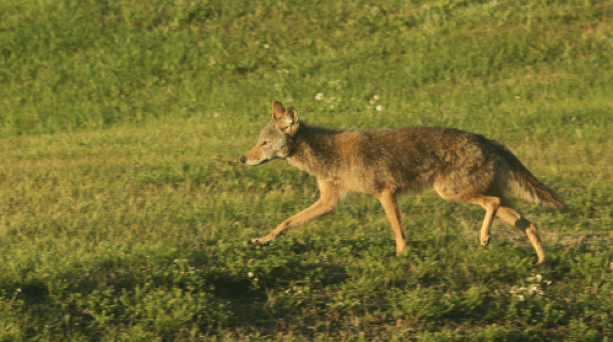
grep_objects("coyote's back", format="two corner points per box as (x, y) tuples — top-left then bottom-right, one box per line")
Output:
(240, 100), (565, 264)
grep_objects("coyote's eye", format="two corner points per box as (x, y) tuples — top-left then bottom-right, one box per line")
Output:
(261, 141), (267, 146)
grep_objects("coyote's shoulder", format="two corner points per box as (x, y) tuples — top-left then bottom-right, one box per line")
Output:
(240, 100), (565, 264)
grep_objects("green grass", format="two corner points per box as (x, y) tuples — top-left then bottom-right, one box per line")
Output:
(1, 0), (613, 340)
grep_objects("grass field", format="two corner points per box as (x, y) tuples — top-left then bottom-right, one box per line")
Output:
(1, 0), (613, 340)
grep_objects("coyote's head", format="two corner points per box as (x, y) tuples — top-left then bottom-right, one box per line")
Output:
(240, 100), (300, 166)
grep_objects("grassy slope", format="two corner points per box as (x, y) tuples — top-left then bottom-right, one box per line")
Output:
(1, 0), (613, 340)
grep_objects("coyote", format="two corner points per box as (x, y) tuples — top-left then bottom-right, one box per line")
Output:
(240, 101), (565, 264)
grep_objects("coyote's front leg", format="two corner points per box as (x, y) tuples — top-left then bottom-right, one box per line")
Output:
(375, 186), (408, 255)
(251, 180), (344, 247)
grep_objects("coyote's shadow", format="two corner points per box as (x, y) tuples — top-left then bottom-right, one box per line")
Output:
(209, 258), (349, 335)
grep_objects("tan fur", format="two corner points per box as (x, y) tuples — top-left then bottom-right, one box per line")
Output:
(240, 101), (566, 264)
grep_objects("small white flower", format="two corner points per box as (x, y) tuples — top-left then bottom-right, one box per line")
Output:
(16, 288), (21, 293)
(369, 100), (374, 105)
(315, 93), (324, 100)
(213, 112), (219, 118)
(537, 290), (544, 295)
(174, 259), (179, 263)
(351, 98), (356, 101)
(297, 290), (302, 294)
(264, 44), (270, 49)
(371, 6), (379, 13)
(274, 83), (282, 87)
(515, 95), (521, 99)
(547, 281), (552, 285)
(517, 295), (525, 301)
(529, 284), (539, 291)
(330, 105), (336, 109)
(535, 274), (542, 282)
(248, 272), (254, 277)
(509, 290), (517, 294)
(287, 98), (293, 102)
(376, 105), (383, 111)
(374, 95), (380, 100)
(527, 277), (534, 282)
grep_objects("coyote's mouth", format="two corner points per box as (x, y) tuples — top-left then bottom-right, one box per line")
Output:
(240, 155), (271, 166)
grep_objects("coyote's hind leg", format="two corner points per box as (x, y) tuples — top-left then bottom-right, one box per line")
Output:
(434, 179), (502, 248)
(466, 196), (502, 247)
(496, 197), (547, 264)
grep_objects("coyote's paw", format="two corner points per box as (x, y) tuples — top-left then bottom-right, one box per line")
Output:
(535, 257), (548, 266)
(250, 237), (271, 248)
(480, 234), (491, 246)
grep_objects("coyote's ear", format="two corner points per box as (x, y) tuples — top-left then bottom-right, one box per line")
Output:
(272, 100), (285, 119)
(278, 106), (299, 136)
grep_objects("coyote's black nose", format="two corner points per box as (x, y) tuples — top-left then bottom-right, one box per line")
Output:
(240, 156), (246, 164)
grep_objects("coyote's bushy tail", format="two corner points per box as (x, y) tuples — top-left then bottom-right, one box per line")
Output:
(500, 146), (566, 209)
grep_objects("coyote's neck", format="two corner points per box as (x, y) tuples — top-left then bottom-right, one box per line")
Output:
(286, 123), (342, 177)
